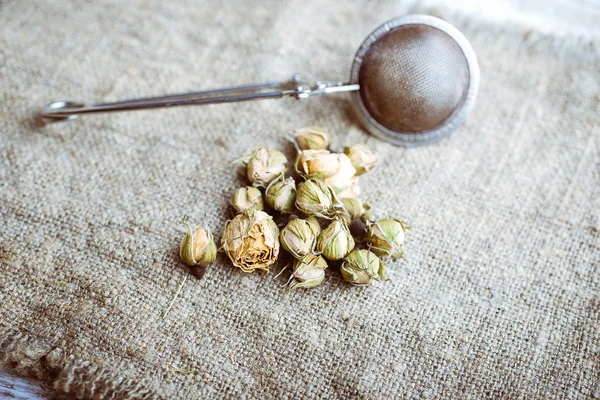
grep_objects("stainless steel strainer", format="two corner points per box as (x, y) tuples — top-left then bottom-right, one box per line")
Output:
(42, 15), (479, 146)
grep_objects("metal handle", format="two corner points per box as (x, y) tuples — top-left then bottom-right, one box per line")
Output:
(41, 75), (360, 121)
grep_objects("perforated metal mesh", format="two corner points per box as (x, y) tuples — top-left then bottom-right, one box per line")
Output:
(358, 24), (470, 133)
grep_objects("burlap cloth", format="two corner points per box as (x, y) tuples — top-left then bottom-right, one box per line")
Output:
(1, 0), (599, 398)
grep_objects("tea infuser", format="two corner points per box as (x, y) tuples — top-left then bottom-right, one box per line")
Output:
(41, 14), (479, 146)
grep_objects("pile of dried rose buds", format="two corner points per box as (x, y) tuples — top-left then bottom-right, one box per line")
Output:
(180, 127), (409, 289)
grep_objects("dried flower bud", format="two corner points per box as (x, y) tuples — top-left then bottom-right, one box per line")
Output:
(289, 254), (328, 290)
(323, 153), (359, 196)
(231, 186), (264, 213)
(180, 222), (217, 267)
(336, 184), (361, 199)
(340, 197), (365, 222)
(265, 177), (296, 212)
(295, 149), (341, 180)
(294, 127), (331, 150)
(305, 216), (322, 236)
(362, 203), (373, 222)
(344, 144), (377, 175)
(340, 249), (387, 285)
(241, 148), (288, 187)
(366, 219), (408, 258)
(221, 210), (280, 273)
(295, 179), (336, 219)
(317, 219), (355, 261)
(280, 218), (320, 260)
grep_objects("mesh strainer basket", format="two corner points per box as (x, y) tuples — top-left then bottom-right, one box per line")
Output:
(350, 15), (479, 145)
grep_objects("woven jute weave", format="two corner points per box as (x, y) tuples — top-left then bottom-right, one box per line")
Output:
(1, 0), (599, 398)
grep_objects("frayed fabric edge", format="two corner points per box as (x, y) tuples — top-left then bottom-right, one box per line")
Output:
(0, 327), (160, 400)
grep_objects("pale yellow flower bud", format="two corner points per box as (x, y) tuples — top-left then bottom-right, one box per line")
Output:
(221, 210), (280, 273)
(280, 218), (320, 260)
(295, 149), (341, 180)
(323, 153), (359, 195)
(317, 219), (355, 261)
(265, 177), (296, 212)
(241, 148), (288, 187)
(340, 249), (387, 285)
(230, 186), (264, 214)
(180, 222), (217, 267)
(366, 219), (409, 258)
(336, 184), (361, 199)
(289, 254), (328, 290)
(294, 127), (331, 150)
(344, 144), (377, 175)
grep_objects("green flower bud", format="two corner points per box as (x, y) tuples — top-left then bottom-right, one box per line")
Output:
(344, 144), (377, 175)
(340, 197), (365, 223)
(366, 219), (408, 258)
(289, 254), (328, 290)
(230, 186), (264, 213)
(279, 218), (320, 260)
(317, 220), (355, 261)
(240, 148), (288, 187)
(362, 203), (373, 222)
(305, 216), (322, 236)
(180, 221), (217, 267)
(340, 249), (386, 285)
(265, 176), (296, 212)
(295, 179), (336, 219)
(294, 127), (331, 150)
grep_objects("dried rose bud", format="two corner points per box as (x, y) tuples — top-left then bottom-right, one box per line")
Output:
(336, 184), (361, 199)
(366, 219), (409, 258)
(294, 127), (331, 150)
(180, 221), (217, 267)
(240, 148), (288, 187)
(231, 186), (264, 214)
(295, 179), (336, 219)
(289, 254), (328, 290)
(265, 176), (296, 212)
(340, 197), (365, 223)
(280, 218), (320, 260)
(295, 150), (359, 198)
(295, 149), (341, 180)
(305, 216), (322, 235)
(340, 249), (387, 285)
(362, 203), (373, 222)
(221, 210), (280, 273)
(344, 144), (377, 175)
(323, 153), (359, 196)
(317, 219), (355, 261)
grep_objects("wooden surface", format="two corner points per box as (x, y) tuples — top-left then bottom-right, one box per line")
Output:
(0, 369), (63, 400)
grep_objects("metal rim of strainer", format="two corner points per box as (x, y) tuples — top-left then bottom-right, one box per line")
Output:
(350, 14), (480, 147)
